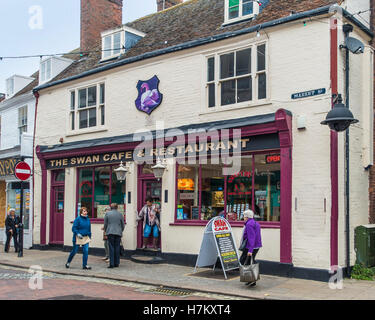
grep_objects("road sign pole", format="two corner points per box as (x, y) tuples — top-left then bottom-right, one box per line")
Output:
(18, 180), (24, 258)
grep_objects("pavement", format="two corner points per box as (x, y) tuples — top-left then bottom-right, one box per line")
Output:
(0, 248), (375, 300)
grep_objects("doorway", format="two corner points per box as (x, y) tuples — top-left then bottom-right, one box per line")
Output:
(50, 170), (65, 245)
(137, 165), (162, 249)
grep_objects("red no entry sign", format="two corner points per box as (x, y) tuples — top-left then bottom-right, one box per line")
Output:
(14, 161), (31, 181)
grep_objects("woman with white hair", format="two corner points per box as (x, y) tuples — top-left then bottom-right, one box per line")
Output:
(240, 209), (262, 286)
(4, 209), (20, 253)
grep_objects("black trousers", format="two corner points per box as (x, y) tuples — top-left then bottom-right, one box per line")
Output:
(108, 235), (121, 267)
(4, 231), (19, 252)
(240, 248), (259, 265)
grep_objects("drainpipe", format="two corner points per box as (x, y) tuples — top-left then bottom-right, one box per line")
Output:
(32, 90), (39, 246)
(342, 24), (353, 277)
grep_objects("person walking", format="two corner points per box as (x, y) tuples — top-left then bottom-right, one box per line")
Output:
(101, 206), (111, 263)
(65, 207), (92, 270)
(104, 203), (125, 268)
(137, 197), (160, 251)
(240, 209), (262, 286)
(4, 209), (19, 253)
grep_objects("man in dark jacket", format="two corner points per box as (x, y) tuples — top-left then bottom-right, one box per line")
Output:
(4, 209), (20, 253)
(104, 203), (125, 268)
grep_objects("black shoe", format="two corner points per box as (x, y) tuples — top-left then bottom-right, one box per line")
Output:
(82, 266), (91, 270)
(114, 265), (119, 268)
(108, 266), (114, 269)
(65, 263), (70, 269)
(250, 282), (257, 287)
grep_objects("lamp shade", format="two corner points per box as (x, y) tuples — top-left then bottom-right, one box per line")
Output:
(152, 158), (167, 180)
(321, 94), (358, 132)
(114, 161), (129, 181)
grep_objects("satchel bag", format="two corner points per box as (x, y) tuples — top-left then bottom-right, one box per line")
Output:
(76, 235), (91, 246)
(239, 238), (247, 251)
(240, 256), (260, 283)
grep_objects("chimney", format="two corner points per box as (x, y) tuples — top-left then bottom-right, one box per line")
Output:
(157, 0), (183, 12)
(81, 0), (123, 52)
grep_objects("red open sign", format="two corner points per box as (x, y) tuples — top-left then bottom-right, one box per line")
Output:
(266, 155), (281, 164)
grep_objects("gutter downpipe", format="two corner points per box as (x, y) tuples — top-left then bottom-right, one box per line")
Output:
(32, 91), (39, 246)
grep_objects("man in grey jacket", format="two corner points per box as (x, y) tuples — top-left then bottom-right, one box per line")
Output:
(104, 203), (125, 268)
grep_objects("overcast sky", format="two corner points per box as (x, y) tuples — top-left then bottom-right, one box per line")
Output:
(0, 0), (183, 94)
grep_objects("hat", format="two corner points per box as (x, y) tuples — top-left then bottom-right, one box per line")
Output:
(243, 209), (254, 219)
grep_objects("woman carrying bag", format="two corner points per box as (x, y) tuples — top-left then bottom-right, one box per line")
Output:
(239, 209), (262, 286)
(65, 207), (92, 270)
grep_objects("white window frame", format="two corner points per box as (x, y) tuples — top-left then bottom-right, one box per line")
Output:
(6, 78), (14, 97)
(18, 105), (28, 144)
(204, 41), (268, 110)
(40, 58), (52, 83)
(101, 26), (146, 61)
(69, 82), (105, 133)
(224, 0), (260, 25)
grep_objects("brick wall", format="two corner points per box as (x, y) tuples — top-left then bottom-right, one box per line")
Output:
(80, 0), (123, 52)
(369, 0), (375, 223)
(157, 0), (183, 12)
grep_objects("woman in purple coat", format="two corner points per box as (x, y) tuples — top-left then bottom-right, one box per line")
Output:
(240, 209), (262, 286)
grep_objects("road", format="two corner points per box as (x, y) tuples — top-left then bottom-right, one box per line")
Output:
(0, 265), (247, 300)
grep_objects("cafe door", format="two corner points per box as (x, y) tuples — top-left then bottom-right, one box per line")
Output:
(137, 178), (162, 249)
(50, 170), (65, 245)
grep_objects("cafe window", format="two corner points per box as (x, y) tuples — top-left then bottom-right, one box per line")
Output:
(176, 153), (280, 223)
(78, 165), (126, 219)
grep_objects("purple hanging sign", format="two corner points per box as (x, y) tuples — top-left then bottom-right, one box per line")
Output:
(135, 75), (163, 115)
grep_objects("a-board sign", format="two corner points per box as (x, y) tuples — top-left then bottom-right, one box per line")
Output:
(194, 216), (240, 279)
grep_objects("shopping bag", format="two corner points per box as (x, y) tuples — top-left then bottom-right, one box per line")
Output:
(240, 256), (260, 283)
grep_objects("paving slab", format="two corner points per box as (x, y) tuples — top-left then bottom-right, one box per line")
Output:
(0, 248), (374, 300)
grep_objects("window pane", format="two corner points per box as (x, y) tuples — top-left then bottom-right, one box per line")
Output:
(79, 110), (88, 129)
(79, 169), (94, 218)
(94, 167), (111, 218)
(177, 165), (200, 220)
(257, 44), (266, 71)
(201, 162), (225, 221)
(220, 53), (234, 79)
(41, 63), (46, 82)
(71, 112), (75, 131)
(243, 0), (253, 16)
(46, 59), (51, 79)
(229, 0), (239, 19)
(111, 168), (126, 206)
(103, 35), (111, 58)
(87, 86), (97, 106)
(70, 91), (75, 110)
(258, 72), (267, 99)
(78, 89), (87, 108)
(254, 154), (281, 222)
(88, 108), (96, 127)
(237, 76), (252, 102)
(113, 32), (121, 55)
(236, 48), (251, 76)
(221, 79), (236, 106)
(208, 83), (215, 108)
(226, 156), (252, 221)
(207, 57), (215, 82)
(101, 105), (105, 126)
(100, 84), (105, 104)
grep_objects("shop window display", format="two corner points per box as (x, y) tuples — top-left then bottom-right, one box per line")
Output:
(7, 182), (30, 230)
(78, 165), (126, 219)
(175, 153), (280, 223)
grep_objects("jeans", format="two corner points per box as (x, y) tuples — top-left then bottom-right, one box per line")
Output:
(108, 235), (121, 267)
(67, 242), (89, 267)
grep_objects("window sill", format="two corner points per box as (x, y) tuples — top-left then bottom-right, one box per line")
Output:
(170, 220), (280, 229)
(200, 101), (272, 116)
(66, 127), (108, 137)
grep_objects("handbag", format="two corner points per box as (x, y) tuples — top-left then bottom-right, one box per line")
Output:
(239, 238), (247, 251)
(76, 235), (91, 246)
(240, 256), (260, 283)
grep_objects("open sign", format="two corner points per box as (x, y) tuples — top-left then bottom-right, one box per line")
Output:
(266, 155), (281, 164)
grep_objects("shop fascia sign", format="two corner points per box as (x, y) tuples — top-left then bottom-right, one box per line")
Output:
(46, 133), (280, 170)
(0, 158), (18, 177)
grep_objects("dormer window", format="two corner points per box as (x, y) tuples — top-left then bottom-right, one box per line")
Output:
(40, 59), (52, 83)
(101, 26), (145, 61)
(6, 78), (14, 97)
(225, 0), (260, 25)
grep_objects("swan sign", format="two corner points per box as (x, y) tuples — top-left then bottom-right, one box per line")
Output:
(135, 75), (163, 115)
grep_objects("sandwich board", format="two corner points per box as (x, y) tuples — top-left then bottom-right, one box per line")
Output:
(194, 216), (240, 279)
